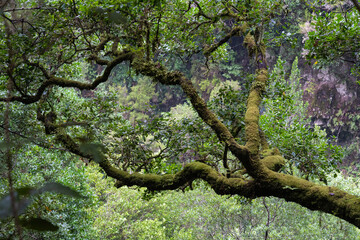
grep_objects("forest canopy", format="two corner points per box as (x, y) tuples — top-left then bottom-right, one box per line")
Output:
(1, 0), (360, 237)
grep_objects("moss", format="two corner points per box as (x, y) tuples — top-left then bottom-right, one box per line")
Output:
(256, 69), (268, 84)
(260, 148), (285, 171)
(243, 32), (256, 56)
(260, 170), (360, 227)
(244, 103), (261, 154)
(251, 81), (266, 92)
(244, 68), (269, 157)
(260, 148), (280, 158)
(258, 41), (267, 58)
(239, 22), (249, 34)
(131, 57), (181, 85)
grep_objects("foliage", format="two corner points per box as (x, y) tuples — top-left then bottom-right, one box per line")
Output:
(305, 4), (360, 77)
(108, 76), (159, 122)
(166, 78), (250, 170)
(0, 145), (97, 239)
(1, 0), (360, 237)
(85, 164), (360, 240)
(261, 57), (343, 180)
(0, 87), (118, 238)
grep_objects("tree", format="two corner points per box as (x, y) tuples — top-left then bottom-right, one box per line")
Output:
(0, 0), (359, 231)
(305, 0), (360, 78)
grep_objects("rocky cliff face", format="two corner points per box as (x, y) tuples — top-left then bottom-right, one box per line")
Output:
(300, 60), (360, 164)
(229, 36), (360, 164)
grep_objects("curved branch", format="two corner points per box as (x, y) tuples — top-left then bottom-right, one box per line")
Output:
(126, 48), (360, 228)
(112, 161), (257, 195)
(52, 127), (257, 196)
(204, 24), (247, 57)
(0, 51), (134, 104)
(39, 66), (359, 228)
(55, 124), (360, 228)
(55, 121), (360, 228)
(131, 57), (249, 161)
(18, 45), (360, 228)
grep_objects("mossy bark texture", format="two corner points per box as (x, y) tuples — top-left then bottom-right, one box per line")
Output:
(126, 53), (360, 228)
(39, 41), (360, 228)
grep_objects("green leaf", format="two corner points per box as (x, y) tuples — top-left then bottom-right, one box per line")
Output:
(19, 217), (59, 232)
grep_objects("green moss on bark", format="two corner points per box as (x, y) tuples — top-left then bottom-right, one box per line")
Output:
(244, 69), (268, 155)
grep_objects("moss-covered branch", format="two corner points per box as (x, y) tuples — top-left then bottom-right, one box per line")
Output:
(32, 46), (360, 229)
(128, 43), (360, 228)
(52, 126), (258, 196)
(42, 97), (359, 228)
(101, 151), (360, 228)
(132, 57), (249, 161)
(58, 124), (359, 228)
(241, 68), (269, 176)
(261, 170), (360, 228)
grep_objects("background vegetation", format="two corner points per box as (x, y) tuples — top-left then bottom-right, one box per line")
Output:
(1, 0), (360, 239)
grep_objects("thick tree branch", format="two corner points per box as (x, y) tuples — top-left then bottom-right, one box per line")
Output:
(55, 123), (359, 228)
(262, 169), (360, 228)
(131, 57), (249, 162)
(1, 0), (359, 231)
(50, 124), (258, 196)
(242, 68), (268, 176)
(350, 0), (360, 13)
(36, 59), (359, 227)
